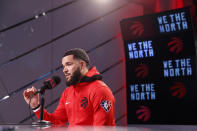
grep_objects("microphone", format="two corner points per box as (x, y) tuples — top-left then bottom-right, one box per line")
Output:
(35, 76), (61, 94)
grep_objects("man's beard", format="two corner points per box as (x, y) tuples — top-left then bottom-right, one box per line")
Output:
(65, 67), (82, 86)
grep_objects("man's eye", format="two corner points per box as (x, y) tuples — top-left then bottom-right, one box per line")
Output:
(67, 63), (72, 66)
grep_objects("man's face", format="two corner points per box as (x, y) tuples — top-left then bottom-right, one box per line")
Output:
(62, 55), (82, 86)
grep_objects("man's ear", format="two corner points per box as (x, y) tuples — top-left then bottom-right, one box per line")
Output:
(80, 60), (86, 70)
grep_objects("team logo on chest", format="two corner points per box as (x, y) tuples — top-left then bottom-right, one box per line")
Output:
(80, 97), (88, 109)
(100, 100), (112, 112)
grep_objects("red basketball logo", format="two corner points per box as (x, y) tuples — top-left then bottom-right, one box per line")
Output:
(129, 21), (144, 37)
(135, 64), (149, 78)
(170, 82), (186, 99)
(136, 106), (151, 122)
(168, 37), (183, 54)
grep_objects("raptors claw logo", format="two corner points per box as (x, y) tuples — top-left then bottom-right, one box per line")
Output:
(129, 21), (144, 37)
(81, 97), (88, 109)
(136, 106), (151, 122)
(135, 64), (149, 78)
(168, 37), (183, 54)
(170, 82), (186, 99)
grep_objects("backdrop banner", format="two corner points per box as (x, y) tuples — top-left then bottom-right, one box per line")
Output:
(120, 7), (197, 124)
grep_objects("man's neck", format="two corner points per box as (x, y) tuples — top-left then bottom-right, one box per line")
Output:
(80, 68), (89, 78)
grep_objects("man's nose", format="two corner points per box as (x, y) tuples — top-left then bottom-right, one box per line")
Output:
(63, 67), (68, 73)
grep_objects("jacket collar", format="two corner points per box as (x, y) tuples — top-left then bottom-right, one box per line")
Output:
(80, 67), (102, 83)
(73, 66), (102, 88)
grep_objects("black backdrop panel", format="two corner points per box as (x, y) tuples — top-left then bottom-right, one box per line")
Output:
(120, 7), (197, 124)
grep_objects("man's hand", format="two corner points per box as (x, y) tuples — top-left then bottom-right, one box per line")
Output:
(23, 86), (39, 108)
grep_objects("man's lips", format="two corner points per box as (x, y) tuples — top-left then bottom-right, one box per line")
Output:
(65, 74), (71, 80)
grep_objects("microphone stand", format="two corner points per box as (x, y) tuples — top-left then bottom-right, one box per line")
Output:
(32, 89), (51, 127)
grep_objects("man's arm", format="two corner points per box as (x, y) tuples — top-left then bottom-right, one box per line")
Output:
(90, 85), (115, 126)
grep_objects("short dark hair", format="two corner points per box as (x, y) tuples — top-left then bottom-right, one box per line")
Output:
(63, 48), (90, 67)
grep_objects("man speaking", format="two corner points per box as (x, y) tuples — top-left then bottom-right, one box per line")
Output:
(23, 48), (115, 126)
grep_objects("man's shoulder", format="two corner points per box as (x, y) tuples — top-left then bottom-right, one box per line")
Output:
(89, 81), (115, 104)
(90, 80), (108, 88)
(89, 80), (113, 96)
